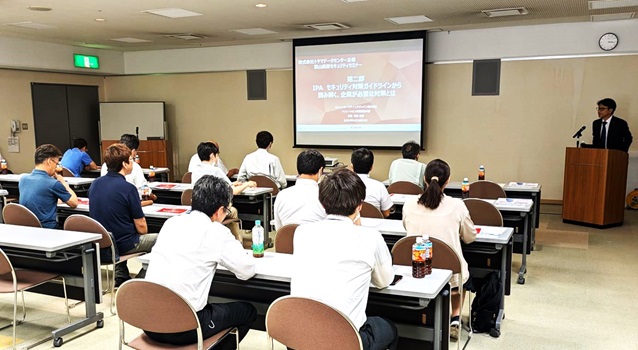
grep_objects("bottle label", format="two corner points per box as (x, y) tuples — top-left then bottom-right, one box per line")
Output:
(412, 246), (426, 262)
(424, 243), (433, 259)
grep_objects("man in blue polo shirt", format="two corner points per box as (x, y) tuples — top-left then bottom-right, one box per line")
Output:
(19, 144), (79, 228)
(89, 143), (157, 286)
(60, 138), (99, 177)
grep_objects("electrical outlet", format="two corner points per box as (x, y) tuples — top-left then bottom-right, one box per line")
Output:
(21, 123), (28, 130)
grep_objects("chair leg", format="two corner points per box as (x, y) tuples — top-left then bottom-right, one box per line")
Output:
(12, 290), (17, 350)
(110, 263), (117, 315)
(19, 291), (26, 324)
(233, 328), (239, 349)
(60, 277), (71, 323)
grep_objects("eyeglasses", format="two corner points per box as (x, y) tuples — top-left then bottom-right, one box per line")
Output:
(51, 158), (62, 165)
(224, 207), (232, 216)
(596, 107), (609, 111)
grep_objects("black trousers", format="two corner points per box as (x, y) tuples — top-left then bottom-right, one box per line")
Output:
(145, 302), (257, 350)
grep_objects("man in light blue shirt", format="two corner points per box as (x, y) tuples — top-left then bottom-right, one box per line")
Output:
(60, 138), (98, 177)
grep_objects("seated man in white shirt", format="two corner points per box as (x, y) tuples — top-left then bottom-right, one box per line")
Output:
(192, 142), (256, 241)
(238, 131), (287, 189)
(388, 141), (426, 189)
(351, 148), (394, 218)
(144, 175), (257, 349)
(291, 168), (398, 350)
(274, 149), (327, 231)
(187, 140), (236, 178)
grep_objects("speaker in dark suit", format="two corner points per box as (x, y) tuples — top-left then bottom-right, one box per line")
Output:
(592, 98), (633, 152)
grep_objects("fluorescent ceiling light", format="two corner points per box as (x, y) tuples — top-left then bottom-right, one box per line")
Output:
(482, 7), (529, 17)
(591, 12), (635, 21)
(386, 15), (433, 25)
(142, 8), (203, 18)
(4, 21), (55, 29)
(589, 0), (638, 10)
(110, 37), (151, 43)
(232, 28), (277, 35)
(165, 33), (208, 40)
(304, 23), (350, 31)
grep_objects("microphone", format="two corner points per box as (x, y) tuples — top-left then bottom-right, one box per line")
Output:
(136, 127), (139, 138)
(572, 126), (586, 138)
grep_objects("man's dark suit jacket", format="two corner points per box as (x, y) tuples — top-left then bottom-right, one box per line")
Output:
(592, 116), (633, 152)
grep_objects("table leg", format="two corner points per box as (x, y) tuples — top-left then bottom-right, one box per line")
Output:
(263, 193), (273, 248)
(51, 243), (104, 347)
(495, 241), (508, 330)
(433, 291), (442, 350)
(517, 213), (528, 285)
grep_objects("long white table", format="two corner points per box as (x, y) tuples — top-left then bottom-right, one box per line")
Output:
(0, 174), (95, 198)
(390, 195), (533, 284)
(141, 251), (453, 350)
(361, 218), (514, 333)
(0, 224), (104, 347)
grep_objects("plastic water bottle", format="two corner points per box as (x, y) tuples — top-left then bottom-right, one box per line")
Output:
(148, 165), (156, 182)
(141, 184), (151, 200)
(134, 154), (140, 164)
(478, 165), (485, 181)
(0, 159), (8, 174)
(423, 234), (433, 276)
(252, 220), (264, 258)
(412, 236), (426, 278)
(461, 177), (470, 199)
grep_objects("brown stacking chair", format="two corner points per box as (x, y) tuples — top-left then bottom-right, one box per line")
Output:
(387, 181), (423, 195)
(116, 279), (238, 350)
(249, 175), (280, 196)
(181, 172), (192, 184)
(181, 188), (193, 206)
(2, 203), (41, 227)
(359, 202), (384, 219)
(266, 296), (362, 350)
(274, 224), (299, 254)
(468, 180), (506, 200)
(392, 236), (466, 349)
(64, 214), (145, 315)
(463, 198), (503, 226)
(61, 167), (75, 177)
(0, 248), (70, 349)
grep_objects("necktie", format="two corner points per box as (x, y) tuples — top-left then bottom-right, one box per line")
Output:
(601, 121), (607, 149)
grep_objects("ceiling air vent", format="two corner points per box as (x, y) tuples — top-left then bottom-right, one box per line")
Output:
(482, 7), (529, 18)
(304, 22), (350, 31)
(165, 33), (208, 40)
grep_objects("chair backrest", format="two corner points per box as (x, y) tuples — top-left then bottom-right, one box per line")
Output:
(266, 296), (363, 350)
(249, 175), (280, 196)
(359, 201), (384, 219)
(387, 181), (423, 195)
(2, 203), (42, 227)
(468, 180), (506, 200)
(463, 198), (503, 226)
(181, 189), (193, 206)
(63, 214), (113, 249)
(61, 167), (75, 177)
(391, 236), (461, 274)
(181, 172), (192, 184)
(116, 280), (200, 335)
(274, 224), (299, 254)
(0, 248), (15, 276)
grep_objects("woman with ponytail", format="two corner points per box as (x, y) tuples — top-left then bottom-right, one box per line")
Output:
(402, 159), (477, 340)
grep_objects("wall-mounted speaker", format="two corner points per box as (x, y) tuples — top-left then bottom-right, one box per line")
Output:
(472, 59), (501, 96)
(247, 70), (267, 100)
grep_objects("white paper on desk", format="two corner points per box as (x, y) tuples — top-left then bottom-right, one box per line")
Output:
(477, 226), (507, 236)
(507, 182), (538, 188)
(495, 198), (531, 206)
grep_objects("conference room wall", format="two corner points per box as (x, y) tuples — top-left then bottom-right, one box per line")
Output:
(103, 53), (637, 201)
(0, 69), (105, 172)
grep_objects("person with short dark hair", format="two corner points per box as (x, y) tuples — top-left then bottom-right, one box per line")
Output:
(192, 142), (256, 241)
(291, 168), (398, 350)
(90, 143), (157, 286)
(145, 176), (257, 349)
(19, 144), (78, 228)
(238, 131), (287, 188)
(591, 98), (632, 152)
(274, 149), (327, 230)
(100, 134), (148, 188)
(402, 159), (476, 339)
(351, 148), (393, 217)
(187, 140), (234, 177)
(60, 137), (99, 177)
(388, 141), (426, 189)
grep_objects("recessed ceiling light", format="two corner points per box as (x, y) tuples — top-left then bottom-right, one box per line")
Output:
(482, 7), (529, 17)
(27, 6), (52, 11)
(4, 21), (55, 30)
(591, 12), (635, 21)
(304, 23), (350, 31)
(95, 18), (106, 22)
(255, 4), (267, 8)
(165, 33), (209, 40)
(110, 37), (152, 43)
(232, 28), (277, 35)
(589, 0), (638, 10)
(386, 15), (433, 25)
(142, 8), (202, 19)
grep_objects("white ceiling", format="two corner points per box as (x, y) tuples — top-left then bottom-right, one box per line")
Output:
(0, 0), (637, 51)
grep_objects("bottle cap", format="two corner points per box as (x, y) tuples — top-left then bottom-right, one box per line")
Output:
(416, 236), (423, 243)
(463, 177), (469, 182)
(255, 220), (261, 226)
(422, 234), (429, 240)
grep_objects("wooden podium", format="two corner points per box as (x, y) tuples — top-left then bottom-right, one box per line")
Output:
(101, 139), (173, 180)
(562, 147), (628, 227)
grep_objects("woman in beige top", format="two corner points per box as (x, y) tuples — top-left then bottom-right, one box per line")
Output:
(402, 158), (476, 339)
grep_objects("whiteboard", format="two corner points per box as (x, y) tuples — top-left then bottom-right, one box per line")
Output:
(99, 102), (165, 140)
